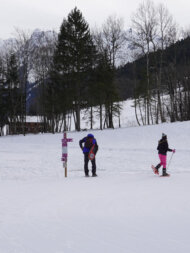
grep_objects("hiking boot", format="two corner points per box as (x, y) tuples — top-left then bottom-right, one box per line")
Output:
(92, 173), (97, 177)
(162, 168), (169, 176)
(162, 172), (170, 176)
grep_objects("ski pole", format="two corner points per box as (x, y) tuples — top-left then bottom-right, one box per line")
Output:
(167, 152), (174, 170)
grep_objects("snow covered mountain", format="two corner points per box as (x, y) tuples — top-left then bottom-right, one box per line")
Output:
(0, 29), (57, 51)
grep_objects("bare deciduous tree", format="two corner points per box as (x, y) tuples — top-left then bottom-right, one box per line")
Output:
(131, 0), (158, 125)
(31, 31), (57, 132)
(102, 14), (126, 68)
(13, 28), (32, 134)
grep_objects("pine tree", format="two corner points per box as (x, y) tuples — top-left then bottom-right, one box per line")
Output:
(5, 53), (21, 134)
(94, 51), (116, 129)
(52, 7), (97, 131)
(0, 57), (8, 135)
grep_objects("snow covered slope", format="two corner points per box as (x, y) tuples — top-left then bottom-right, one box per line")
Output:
(0, 121), (190, 253)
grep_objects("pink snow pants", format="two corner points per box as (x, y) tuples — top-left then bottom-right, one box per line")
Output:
(159, 154), (167, 168)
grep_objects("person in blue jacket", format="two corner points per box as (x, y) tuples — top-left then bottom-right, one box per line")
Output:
(79, 134), (98, 177)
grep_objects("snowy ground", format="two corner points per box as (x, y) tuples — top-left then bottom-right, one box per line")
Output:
(0, 120), (190, 253)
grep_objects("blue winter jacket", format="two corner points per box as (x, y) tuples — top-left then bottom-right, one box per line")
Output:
(79, 134), (98, 153)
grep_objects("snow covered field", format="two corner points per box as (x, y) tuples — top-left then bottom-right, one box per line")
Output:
(0, 120), (190, 253)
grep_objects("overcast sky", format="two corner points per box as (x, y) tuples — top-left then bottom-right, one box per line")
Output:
(0, 0), (190, 39)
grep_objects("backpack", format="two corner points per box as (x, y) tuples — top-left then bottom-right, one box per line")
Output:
(85, 137), (93, 149)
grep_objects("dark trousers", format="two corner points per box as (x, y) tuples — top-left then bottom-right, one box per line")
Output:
(84, 153), (96, 175)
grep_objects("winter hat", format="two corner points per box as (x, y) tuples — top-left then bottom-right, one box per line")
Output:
(87, 133), (94, 138)
(162, 133), (167, 138)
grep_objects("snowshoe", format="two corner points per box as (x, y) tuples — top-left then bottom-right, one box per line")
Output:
(151, 165), (159, 175)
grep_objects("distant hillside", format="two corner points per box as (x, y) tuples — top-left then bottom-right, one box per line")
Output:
(116, 36), (190, 100)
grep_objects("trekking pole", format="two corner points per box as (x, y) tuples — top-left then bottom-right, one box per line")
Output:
(167, 152), (174, 170)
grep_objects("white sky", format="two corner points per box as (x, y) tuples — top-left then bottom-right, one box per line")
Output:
(0, 0), (190, 39)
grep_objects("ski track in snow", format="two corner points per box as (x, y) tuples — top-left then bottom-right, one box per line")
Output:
(0, 121), (190, 253)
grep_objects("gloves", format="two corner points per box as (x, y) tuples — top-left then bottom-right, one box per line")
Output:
(172, 149), (176, 153)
